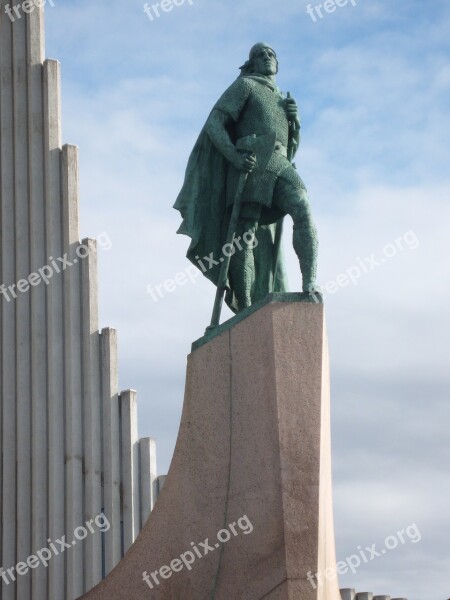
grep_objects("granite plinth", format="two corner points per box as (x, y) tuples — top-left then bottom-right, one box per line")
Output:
(78, 300), (339, 600)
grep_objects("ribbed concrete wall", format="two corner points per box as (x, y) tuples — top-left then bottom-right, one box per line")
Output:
(0, 3), (158, 599)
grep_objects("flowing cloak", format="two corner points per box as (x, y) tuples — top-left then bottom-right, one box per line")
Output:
(173, 76), (290, 314)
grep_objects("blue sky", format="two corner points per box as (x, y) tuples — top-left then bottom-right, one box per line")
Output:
(42, 0), (450, 598)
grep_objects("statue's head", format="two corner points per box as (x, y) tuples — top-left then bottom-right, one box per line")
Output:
(240, 43), (279, 77)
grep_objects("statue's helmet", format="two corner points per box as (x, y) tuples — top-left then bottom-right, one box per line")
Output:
(240, 42), (279, 75)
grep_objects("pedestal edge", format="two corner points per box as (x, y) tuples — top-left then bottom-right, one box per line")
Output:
(193, 291), (323, 352)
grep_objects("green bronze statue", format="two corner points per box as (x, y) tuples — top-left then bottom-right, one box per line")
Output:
(174, 43), (319, 325)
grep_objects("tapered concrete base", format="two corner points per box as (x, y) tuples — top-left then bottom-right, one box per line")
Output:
(79, 299), (340, 599)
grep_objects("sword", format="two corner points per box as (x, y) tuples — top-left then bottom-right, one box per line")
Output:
(208, 170), (249, 329)
(273, 92), (298, 284)
(286, 91), (299, 164)
(208, 133), (276, 330)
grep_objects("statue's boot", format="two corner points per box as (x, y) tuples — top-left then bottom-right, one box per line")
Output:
(293, 223), (318, 293)
(230, 246), (255, 309)
(228, 220), (257, 310)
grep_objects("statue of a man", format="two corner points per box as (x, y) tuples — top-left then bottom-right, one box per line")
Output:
(174, 43), (318, 315)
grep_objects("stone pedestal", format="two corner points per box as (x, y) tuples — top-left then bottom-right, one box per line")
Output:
(79, 297), (340, 599)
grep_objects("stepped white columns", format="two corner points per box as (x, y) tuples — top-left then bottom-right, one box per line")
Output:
(0, 3), (159, 598)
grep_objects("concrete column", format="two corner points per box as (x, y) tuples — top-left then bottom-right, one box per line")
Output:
(61, 144), (80, 244)
(82, 239), (103, 590)
(101, 328), (121, 573)
(26, 0), (45, 63)
(157, 475), (167, 497)
(43, 57), (65, 600)
(0, 9), (17, 600)
(120, 390), (140, 553)
(1, 5), (157, 599)
(13, 10), (33, 599)
(318, 317), (337, 600)
(139, 438), (157, 528)
(62, 144), (85, 599)
(28, 7), (49, 598)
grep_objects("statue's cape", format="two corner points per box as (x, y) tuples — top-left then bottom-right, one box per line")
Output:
(173, 123), (288, 314)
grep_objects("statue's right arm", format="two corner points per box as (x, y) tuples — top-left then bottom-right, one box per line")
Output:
(205, 110), (255, 173)
(205, 110), (238, 164)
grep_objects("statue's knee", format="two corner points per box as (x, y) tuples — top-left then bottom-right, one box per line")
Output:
(291, 199), (312, 227)
(230, 222), (256, 256)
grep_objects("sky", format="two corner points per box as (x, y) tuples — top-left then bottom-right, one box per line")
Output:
(41, 0), (450, 598)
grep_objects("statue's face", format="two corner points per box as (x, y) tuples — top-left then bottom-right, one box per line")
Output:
(252, 45), (278, 76)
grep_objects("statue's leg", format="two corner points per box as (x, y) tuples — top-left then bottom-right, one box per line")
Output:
(272, 178), (319, 292)
(228, 218), (258, 310)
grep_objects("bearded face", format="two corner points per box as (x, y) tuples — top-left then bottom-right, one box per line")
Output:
(251, 45), (278, 76)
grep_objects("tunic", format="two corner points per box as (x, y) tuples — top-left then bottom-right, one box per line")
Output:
(214, 75), (306, 217)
